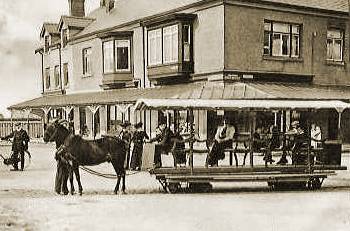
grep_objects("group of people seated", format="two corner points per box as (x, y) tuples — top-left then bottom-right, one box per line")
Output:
(119, 116), (323, 170)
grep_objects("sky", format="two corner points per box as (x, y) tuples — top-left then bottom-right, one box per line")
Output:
(0, 0), (100, 117)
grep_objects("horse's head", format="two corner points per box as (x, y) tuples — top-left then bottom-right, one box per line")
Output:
(43, 119), (69, 143)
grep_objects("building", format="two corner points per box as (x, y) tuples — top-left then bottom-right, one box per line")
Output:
(9, 0), (350, 141)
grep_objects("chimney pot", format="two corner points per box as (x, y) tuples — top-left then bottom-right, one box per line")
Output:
(68, 0), (85, 17)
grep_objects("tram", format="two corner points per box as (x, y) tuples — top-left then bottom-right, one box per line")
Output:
(135, 98), (348, 193)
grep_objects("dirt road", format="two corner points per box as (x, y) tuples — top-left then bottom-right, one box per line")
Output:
(1, 143), (349, 231)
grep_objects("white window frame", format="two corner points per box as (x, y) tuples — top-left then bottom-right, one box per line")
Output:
(45, 67), (51, 90)
(326, 29), (344, 62)
(115, 39), (131, 71)
(163, 24), (179, 64)
(103, 40), (115, 73)
(264, 21), (300, 58)
(148, 28), (162, 66)
(63, 63), (69, 86)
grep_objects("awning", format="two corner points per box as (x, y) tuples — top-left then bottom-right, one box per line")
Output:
(135, 99), (350, 111)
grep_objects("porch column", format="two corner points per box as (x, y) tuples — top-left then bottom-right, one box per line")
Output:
(42, 107), (51, 134)
(73, 106), (80, 135)
(198, 110), (207, 140)
(63, 106), (73, 120)
(286, 110), (291, 131)
(87, 105), (100, 139)
(99, 105), (107, 136)
(150, 110), (158, 138)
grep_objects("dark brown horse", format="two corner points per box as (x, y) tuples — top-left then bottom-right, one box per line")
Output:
(43, 120), (127, 195)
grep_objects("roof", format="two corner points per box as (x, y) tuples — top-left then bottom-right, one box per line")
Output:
(58, 16), (95, 31)
(135, 99), (350, 111)
(40, 23), (59, 38)
(8, 82), (350, 110)
(262, 0), (348, 13)
(76, 0), (348, 38)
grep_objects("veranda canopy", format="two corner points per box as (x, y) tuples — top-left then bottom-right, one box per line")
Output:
(135, 99), (350, 111)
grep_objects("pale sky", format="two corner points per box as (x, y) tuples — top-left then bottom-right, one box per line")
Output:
(0, 0), (100, 117)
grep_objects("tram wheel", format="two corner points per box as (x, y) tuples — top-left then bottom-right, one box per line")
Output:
(189, 183), (213, 193)
(167, 183), (181, 194)
(308, 178), (322, 190)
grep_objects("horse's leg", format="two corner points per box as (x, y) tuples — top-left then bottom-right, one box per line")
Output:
(73, 163), (83, 195)
(121, 171), (126, 194)
(61, 164), (69, 195)
(111, 160), (122, 194)
(69, 166), (75, 195)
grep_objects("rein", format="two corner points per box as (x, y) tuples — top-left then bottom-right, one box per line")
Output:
(57, 145), (141, 178)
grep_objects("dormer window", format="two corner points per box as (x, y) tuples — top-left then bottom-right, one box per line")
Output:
(44, 35), (50, 52)
(62, 29), (68, 48)
(327, 29), (343, 62)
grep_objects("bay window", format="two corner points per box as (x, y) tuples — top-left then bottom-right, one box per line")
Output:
(264, 21), (300, 58)
(327, 29), (343, 62)
(102, 39), (131, 73)
(148, 24), (180, 66)
(63, 63), (69, 86)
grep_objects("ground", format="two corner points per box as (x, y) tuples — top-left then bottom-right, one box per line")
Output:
(0, 142), (350, 231)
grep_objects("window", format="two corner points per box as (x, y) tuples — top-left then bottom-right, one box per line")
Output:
(327, 29), (343, 62)
(44, 35), (50, 52)
(264, 21), (300, 58)
(63, 63), (69, 86)
(115, 40), (130, 70)
(62, 29), (68, 48)
(82, 48), (92, 76)
(54, 65), (60, 88)
(45, 68), (50, 89)
(102, 39), (131, 73)
(183, 25), (191, 61)
(163, 25), (178, 63)
(148, 24), (180, 66)
(103, 41), (114, 73)
(148, 28), (162, 66)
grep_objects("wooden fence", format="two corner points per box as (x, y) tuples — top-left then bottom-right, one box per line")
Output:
(0, 120), (43, 138)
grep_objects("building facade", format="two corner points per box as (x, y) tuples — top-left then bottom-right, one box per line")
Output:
(10, 0), (350, 141)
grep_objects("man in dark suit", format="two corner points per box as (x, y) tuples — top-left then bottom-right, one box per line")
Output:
(149, 122), (174, 168)
(1, 122), (30, 171)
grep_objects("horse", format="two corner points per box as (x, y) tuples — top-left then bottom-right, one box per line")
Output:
(43, 120), (127, 195)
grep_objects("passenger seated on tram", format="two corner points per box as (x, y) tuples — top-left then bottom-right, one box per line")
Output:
(149, 122), (174, 168)
(277, 120), (306, 165)
(310, 123), (322, 149)
(252, 127), (264, 152)
(171, 131), (187, 167)
(206, 118), (236, 167)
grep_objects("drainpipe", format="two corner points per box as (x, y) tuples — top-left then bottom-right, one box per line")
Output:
(142, 26), (146, 88)
(35, 49), (45, 94)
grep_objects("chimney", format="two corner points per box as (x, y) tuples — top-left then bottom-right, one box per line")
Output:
(68, 0), (85, 17)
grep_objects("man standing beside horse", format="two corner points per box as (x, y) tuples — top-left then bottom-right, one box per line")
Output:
(1, 122), (30, 171)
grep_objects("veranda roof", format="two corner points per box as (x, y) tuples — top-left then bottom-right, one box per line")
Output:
(9, 82), (350, 111)
(135, 99), (350, 111)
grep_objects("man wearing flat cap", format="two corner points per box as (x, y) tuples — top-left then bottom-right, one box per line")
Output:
(1, 122), (30, 171)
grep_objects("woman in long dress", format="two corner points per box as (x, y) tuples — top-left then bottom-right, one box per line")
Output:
(130, 122), (149, 170)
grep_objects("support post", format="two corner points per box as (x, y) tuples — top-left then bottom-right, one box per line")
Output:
(87, 105), (100, 140)
(188, 109), (194, 174)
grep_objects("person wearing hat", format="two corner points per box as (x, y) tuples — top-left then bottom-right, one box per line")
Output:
(130, 122), (149, 170)
(206, 117), (236, 167)
(1, 122), (30, 171)
(149, 122), (174, 168)
(277, 120), (305, 165)
(119, 121), (132, 169)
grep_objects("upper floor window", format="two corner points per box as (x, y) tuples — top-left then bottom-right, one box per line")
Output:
(45, 68), (50, 89)
(54, 65), (60, 88)
(82, 48), (92, 76)
(327, 29), (343, 62)
(264, 21), (300, 58)
(62, 29), (68, 48)
(103, 39), (131, 73)
(148, 24), (179, 66)
(44, 35), (50, 53)
(183, 25), (191, 61)
(63, 63), (69, 86)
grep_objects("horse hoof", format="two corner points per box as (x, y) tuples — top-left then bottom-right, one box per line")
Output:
(114, 190), (118, 195)
(79, 191), (83, 196)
